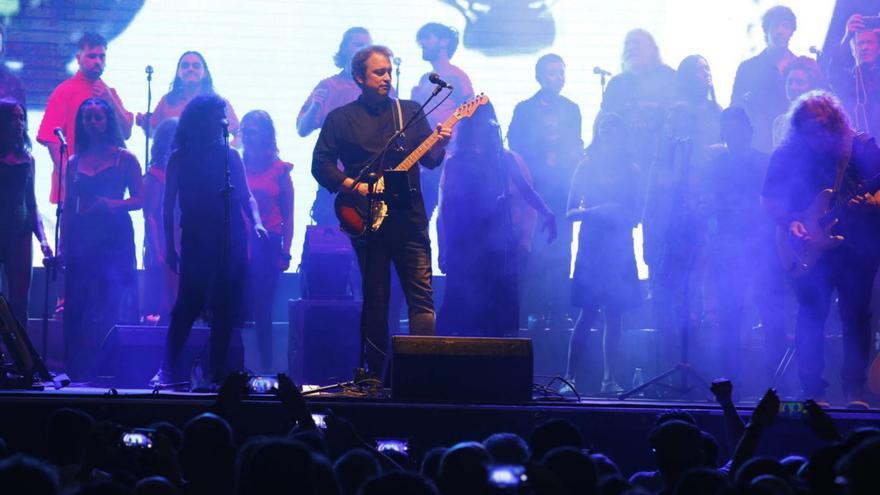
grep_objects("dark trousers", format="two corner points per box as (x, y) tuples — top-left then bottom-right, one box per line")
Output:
(248, 232), (282, 370)
(352, 215), (434, 375)
(792, 246), (878, 397)
(0, 231), (32, 326)
(714, 240), (787, 386)
(163, 236), (245, 383)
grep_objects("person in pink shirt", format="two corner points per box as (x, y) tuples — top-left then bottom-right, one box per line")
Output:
(297, 27), (373, 226)
(242, 110), (294, 370)
(37, 32), (133, 204)
(411, 22), (475, 221)
(136, 51), (240, 145)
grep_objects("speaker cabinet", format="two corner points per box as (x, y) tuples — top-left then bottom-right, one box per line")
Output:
(391, 335), (533, 403)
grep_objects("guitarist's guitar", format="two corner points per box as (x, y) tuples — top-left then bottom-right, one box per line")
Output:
(335, 93), (490, 237)
(776, 173), (880, 278)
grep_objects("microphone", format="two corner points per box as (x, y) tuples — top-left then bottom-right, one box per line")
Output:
(53, 128), (67, 149)
(392, 57), (402, 66)
(220, 118), (229, 127)
(429, 73), (453, 89)
(809, 46), (823, 58)
(145, 65), (154, 75)
(593, 66), (612, 77)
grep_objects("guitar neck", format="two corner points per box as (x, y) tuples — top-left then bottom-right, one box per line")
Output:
(392, 112), (459, 173)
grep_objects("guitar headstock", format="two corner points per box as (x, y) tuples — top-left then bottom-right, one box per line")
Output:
(453, 93), (490, 120)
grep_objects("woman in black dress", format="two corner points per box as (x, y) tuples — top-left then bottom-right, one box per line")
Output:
(0, 98), (52, 325)
(156, 94), (265, 387)
(563, 113), (641, 394)
(437, 102), (556, 337)
(62, 98), (143, 380)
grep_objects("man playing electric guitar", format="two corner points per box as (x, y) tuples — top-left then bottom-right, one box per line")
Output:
(762, 91), (880, 407)
(312, 45), (452, 377)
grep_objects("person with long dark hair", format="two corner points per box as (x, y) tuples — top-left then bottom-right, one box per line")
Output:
(562, 113), (641, 394)
(136, 51), (239, 141)
(763, 91), (880, 406)
(437, 102), (556, 337)
(61, 97), (142, 380)
(241, 110), (293, 371)
(142, 118), (179, 323)
(155, 94), (266, 387)
(0, 98), (51, 324)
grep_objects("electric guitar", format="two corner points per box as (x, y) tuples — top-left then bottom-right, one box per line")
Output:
(776, 173), (880, 278)
(335, 93), (490, 237)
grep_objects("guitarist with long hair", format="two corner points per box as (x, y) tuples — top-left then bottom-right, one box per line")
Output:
(312, 45), (452, 377)
(762, 91), (880, 407)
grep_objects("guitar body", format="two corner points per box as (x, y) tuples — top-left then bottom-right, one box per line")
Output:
(334, 184), (389, 238)
(332, 93), (490, 238)
(775, 188), (844, 278)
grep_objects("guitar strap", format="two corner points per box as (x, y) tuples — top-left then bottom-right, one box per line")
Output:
(392, 98), (404, 155)
(831, 134), (855, 206)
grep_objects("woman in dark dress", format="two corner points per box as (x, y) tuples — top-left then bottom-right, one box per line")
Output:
(437, 102), (556, 337)
(0, 98), (52, 325)
(563, 113), (641, 394)
(241, 110), (294, 371)
(142, 118), (179, 323)
(156, 94), (265, 387)
(62, 98), (143, 381)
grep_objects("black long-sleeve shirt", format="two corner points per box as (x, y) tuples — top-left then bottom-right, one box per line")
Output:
(312, 95), (443, 228)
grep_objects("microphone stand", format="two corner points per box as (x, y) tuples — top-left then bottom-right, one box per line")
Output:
(144, 66), (154, 168)
(42, 142), (66, 357)
(349, 84), (450, 380)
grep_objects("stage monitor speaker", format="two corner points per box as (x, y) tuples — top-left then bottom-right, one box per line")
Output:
(288, 299), (360, 385)
(300, 225), (357, 300)
(95, 325), (243, 388)
(391, 336), (533, 403)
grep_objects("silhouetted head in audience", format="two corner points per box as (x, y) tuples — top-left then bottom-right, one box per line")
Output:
(235, 437), (316, 495)
(649, 420), (704, 488)
(484, 433), (531, 465)
(701, 431), (719, 469)
(800, 444), (846, 495)
(67, 479), (130, 495)
(597, 474), (632, 495)
(779, 455), (806, 478)
(529, 419), (583, 460)
(750, 474), (794, 495)
(673, 467), (727, 495)
(421, 447), (447, 483)
(290, 428), (329, 457)
(335, 449), (380, 495)
(148, 422), (182, 452)
(359, 471), (439, 495)
(133, 476), (180, 495)
(836, 437), (880, 495)
(542, 446), (598, 495)
(438, 441), (491, 495)
(45, 408), (95, 467)
(654, 409), (697, 427)
(590, 452), (622, 480)
(842, 427), (880, 452)
(0, 454), (59, 495)
(720, 106), (753, 152)
(735, 456), (786, 485)
(182, 413), (235, 490)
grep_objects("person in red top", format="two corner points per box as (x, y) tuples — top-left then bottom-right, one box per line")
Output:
(411, 22), (475, 221)
(37, 32), (133, 204)
(242, 110), (294, 370)
(136, 51), (240, 145)
(297, 27), (372, 226)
